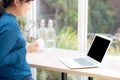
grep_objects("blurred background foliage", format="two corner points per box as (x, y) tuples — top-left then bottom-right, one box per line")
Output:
(56, 27), (78, 50)
(88, 0), (115, 34)
(88, 0), (120, 35)
(42, 0), (78, 33)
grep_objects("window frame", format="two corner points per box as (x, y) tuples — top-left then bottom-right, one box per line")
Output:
(26, 1), (37, 22)
(78, 0), (88, 54)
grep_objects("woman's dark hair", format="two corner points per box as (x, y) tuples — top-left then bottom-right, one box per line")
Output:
(0, 0), (33, 15)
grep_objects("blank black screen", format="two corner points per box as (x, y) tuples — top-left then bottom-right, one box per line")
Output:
(87, 36), (110, 62)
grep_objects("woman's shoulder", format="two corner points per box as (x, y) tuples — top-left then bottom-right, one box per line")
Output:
(0, 12), (19, 33)
(0, 12), (16, 24)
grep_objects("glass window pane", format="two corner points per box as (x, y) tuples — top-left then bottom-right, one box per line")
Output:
(88, 0), (120, 56)
(35, 0), (78, 80)
(36, 0), (78, 50)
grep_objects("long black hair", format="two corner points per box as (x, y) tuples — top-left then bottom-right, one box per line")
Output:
(0, 0), (33, 15)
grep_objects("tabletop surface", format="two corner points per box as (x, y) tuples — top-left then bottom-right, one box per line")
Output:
(27, 48), (120, 80)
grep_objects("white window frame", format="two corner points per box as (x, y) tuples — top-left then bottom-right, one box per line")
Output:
(26, 1), (37, 22)
(26, 1), (37, 80)
(78, 0), (88, 54)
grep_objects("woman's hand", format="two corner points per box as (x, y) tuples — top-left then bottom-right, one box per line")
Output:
(26, 41), (39, 53)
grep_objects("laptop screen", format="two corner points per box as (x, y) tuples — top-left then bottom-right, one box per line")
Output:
(87, 35), (111, 62)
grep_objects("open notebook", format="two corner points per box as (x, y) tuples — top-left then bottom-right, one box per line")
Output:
(60, 34), (112, 69)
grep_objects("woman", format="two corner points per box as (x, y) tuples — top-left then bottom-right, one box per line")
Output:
(0, 0), (39, 80)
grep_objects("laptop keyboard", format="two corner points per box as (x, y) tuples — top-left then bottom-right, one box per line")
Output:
(74, 58), (95, 66)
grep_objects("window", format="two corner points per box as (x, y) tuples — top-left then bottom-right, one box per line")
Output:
(28, 0), (80, 80)
(25, 0), (120, 80)
(36, 0), (78, 50)
(88, 0), (120, 56)
(88, 0), (120, 80)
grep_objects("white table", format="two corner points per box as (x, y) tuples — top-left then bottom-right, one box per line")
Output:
(27, 48), (120, 80)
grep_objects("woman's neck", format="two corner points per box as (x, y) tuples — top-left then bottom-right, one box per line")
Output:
(5, 7), (18, 16)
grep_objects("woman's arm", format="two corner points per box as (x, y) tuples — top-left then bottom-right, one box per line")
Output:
(0, 23), (25, 66)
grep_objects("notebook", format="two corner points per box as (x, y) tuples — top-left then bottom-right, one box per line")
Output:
(59, 34), (112, 69)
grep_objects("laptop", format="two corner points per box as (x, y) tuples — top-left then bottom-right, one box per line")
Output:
(59, 34), (112, 69)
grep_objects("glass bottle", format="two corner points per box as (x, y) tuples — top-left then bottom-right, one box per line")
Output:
(39, 19), (47, 49)
(46, 19), (56, 50)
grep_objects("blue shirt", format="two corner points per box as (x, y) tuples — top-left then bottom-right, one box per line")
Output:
(0, 12), (31, 80)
